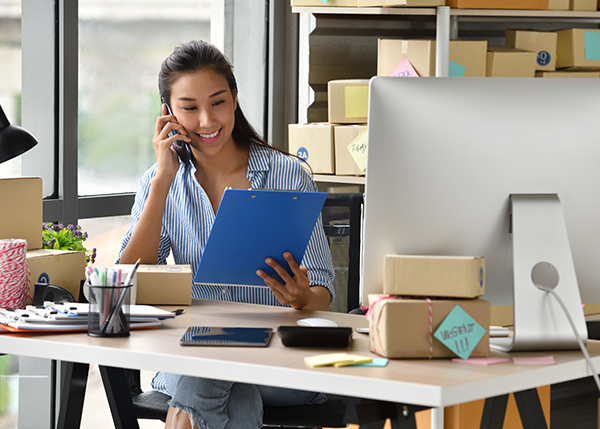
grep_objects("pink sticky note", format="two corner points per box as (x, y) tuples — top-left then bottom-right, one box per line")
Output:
(452, 357), (511, 366)
(512, 356), (556, 365)
(389, 57), (419, 78)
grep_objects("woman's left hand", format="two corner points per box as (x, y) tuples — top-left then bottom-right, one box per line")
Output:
(256, 252), (318, 310)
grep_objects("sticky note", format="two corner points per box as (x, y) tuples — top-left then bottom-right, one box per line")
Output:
(347, 129), (368, 172)
(389, 57), (419, 78)
(449, 61), (466, 77)
(345, 86), (369, 119)
(320, 0), (328, 3)
(452, 357), (510, 366)
(433, 305), (486, 360)
(349, 358), (388, 367)
(584, 32), (600, 61)
(512, 356), (556, 365)
(304, 353), (372, 368)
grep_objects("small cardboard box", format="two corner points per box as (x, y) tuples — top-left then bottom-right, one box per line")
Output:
(384, 255), (485, 298)
(486, 46), (537, 77)
(367, 294), (490, 359)
(334, 125), (367, 176)
(377, 39), (487, 77)
(291, 0), (441, 5)
(447, 0), (548, 8)
(127, 264), (193, 306)
(548, 0), (569, 9)
(556, 28), (600, 70)
(570, 0), (596, 9)
(505, 29), (557, 71)
(327, 80), (369, 124)
(0, 177), (43, 250)
(536, 70), (600, 77)
(27, 249), (86, 300)
(288, 123), (335, 174)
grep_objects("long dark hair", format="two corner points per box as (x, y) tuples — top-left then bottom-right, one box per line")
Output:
(158, 40), (269, 152)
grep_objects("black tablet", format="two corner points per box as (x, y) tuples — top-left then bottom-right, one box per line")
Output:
(180, 326), (273, 347)
(277, 325), (353, 348)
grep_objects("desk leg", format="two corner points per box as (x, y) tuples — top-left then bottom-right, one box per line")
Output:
(431, 407), (444, 429)
(99, 366), (141, 429)
(480, 395), (508, 429)
(513, 389), (548, 429)
(56, 361), (89, 429)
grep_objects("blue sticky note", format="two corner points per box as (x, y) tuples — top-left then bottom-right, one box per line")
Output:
(449, 61), (466, 77)
(320, 0), (328, 3)
(584, 32), (600, 61)
(433, 305), (486, 360)
(349, 358), (388, 367)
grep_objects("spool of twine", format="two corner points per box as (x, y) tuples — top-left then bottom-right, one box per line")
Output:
(0, 239), (31, 309)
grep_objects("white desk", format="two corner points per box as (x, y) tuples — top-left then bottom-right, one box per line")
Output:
(2, 299), (599, 427)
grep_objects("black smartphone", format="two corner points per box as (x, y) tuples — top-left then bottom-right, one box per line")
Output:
(163, 102), (191, 166)
(277, 326), (353, 348)
(179, 326), (273, 347)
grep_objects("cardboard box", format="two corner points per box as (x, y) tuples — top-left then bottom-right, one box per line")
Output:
(291, 0), (441, 5)
(27, 249), (86, 300)
(288, 123), (335, 174)
(334, 125), (367, 176)
(123, 264), (193, 306)
(556, 28), (600, 71)
(0, 177), (43, 250)
(505, 29), (557, 71)
(570, 0), (596, 9)
(536, 70), (600, 77)
(327, 80), (369, 124)
(447, 0), (548, 8)
(368, 294), (490, 358)
(384, 255), (485, 298)
(548, 0), (569, 9)
(377, 39), (487, 77)
(486, 46), (537, 77)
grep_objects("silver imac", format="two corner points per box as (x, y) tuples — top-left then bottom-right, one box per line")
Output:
(362, 76), (600, 352)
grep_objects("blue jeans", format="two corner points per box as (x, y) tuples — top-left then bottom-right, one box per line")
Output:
(164, 373), (326, 429)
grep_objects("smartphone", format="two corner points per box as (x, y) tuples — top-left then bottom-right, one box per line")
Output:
(179, 326), (273, 347)
(163, 102), (191, 166)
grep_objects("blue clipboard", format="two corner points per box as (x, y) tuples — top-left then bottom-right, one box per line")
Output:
(194, 189), (327, 287)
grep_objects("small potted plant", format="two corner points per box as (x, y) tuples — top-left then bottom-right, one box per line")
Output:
(42, 223), (97, 266)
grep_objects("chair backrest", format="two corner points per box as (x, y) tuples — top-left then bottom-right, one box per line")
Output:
(320, 192), (363, 313)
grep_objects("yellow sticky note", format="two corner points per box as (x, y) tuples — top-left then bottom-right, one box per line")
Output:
(305, 353), (354, 368)
(345, 86), (369, 119)
(347, 129), (368, 172)
(334, 357), (373, 368)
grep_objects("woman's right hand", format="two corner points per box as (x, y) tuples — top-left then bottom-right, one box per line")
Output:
(153, 104), (192, 182)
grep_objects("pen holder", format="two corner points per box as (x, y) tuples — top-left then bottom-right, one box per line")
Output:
(87, 282), (132, 337)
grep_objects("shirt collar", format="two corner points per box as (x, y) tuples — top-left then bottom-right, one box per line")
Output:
(248, 143), (270, 173)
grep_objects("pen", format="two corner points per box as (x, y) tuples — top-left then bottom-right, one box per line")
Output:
(101, 259), (141, 334)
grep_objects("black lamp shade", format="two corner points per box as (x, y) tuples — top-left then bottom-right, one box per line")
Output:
(0, 104), (38, 164)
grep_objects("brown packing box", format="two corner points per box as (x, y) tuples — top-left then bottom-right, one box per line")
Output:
(536, 70), (600, 77)
(0, 177), (43, 250)
(384, 255), (485, 298)
(367, 294), (490, 358)
(486, 46), (537, 77)
(556, 28), (600, 70)
(548, 0), (569, 8)
(327, 80), (369, 124)
(505, 29), (557, 71)
(377, 39), (487, 77)
(27, 249), (86, 301)
(121, 264), (193, 306)
(291, 0), (441, 5)
(288, 123), (335, 174)
(446, 0), (548, 8)
(371, 0), (445, 5)
(334, 125), (367, 176)
(570, 0), (597, 9)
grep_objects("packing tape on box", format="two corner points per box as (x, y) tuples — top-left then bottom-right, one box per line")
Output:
(0, 239), (31, 309)
(366, 295), (434, 359)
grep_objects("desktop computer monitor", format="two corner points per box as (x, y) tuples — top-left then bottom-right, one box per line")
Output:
(363, 77), (600, 351)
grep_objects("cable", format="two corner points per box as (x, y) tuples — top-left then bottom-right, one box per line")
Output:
(537, 285), (600, 393)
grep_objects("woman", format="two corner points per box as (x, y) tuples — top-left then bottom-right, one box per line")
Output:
(118, 40), (335, 429)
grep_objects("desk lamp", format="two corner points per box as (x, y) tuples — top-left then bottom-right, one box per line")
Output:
(0, 104), (38, 164)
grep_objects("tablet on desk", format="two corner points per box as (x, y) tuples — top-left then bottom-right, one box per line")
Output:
(180, 326), (273, 347)
(194, 189), (327, 287)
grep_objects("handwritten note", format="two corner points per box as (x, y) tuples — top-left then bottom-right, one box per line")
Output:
(584, 31), (600, 61)
(347, 129), (368, 172)
(389, 57), (419, 77)
(433, 305), (486, 360)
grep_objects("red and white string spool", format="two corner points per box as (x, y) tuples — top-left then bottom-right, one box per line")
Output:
(0, 239), (31, 309)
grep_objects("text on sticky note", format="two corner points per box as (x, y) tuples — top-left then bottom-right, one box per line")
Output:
(433, 305), (486, 360)
(345, 86), (369, 119)
(389, 57), (419, 77)
(347, 129), (368, 172)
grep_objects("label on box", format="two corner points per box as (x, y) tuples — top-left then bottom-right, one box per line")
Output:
(345, 86), (369, 118)
(347, 129), (368, 171)
(433, 305), (486, 360)
(584, 31), (600, 61)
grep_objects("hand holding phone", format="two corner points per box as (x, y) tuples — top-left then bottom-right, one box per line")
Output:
(163, 103), (191, 166)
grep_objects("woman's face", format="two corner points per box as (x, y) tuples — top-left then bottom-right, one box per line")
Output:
(169, 68), (237, 160)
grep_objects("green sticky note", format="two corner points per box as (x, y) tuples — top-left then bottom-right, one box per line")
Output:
(433, 305), (486, 360)
(320, 0), (328, 3)
(345, 86), (369, 119)
(346, 129), (368, 172)
(449, 61), (466, 77)
(584, 32), (600, 61)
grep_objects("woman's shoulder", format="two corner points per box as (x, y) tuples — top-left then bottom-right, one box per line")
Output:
(251, 143), (315, 190)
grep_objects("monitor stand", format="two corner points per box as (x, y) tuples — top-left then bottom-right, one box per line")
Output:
(491, 194), (588, 352)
